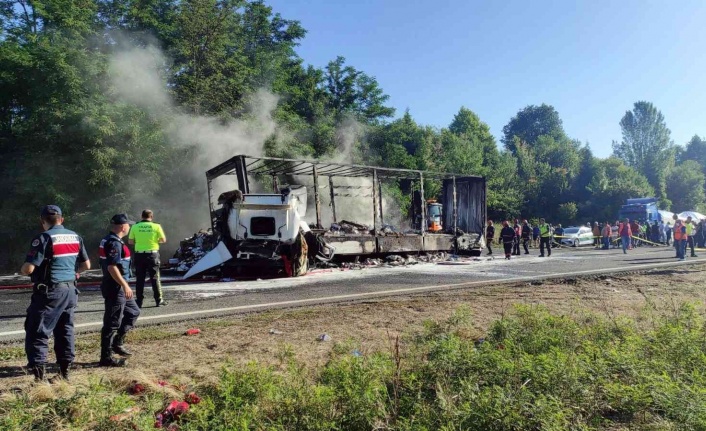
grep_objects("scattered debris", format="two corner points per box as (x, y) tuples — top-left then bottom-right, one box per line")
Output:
(128, 381), (146, 395)
(325, 220), (372, 236)
(173, 229), (216, 272)
(317, 333), (331, 342)
(109, 406), (141, 422)
(352, 349), (363, 357)
(184, 328), (201, 336)
(156, 400), (190, 428)
(185, 392), (201, 405)
(269, 329), (284, 335)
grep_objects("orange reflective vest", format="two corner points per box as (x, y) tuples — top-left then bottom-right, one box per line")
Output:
(674, 223), (687, 240)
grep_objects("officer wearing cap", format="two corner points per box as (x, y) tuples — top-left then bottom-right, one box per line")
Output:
(128, 209), (167, 308)
(99, 214), (141, 367)
(20, 205), (90, 381)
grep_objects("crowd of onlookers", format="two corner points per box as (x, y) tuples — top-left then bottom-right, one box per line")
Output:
(485, 217), (706, 260)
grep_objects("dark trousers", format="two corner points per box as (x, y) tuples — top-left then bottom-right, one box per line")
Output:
(540, 237), (551, 256)
(134, 252), (163, 305)
(688, 237), (696, 256)
(100, 281), (140, 359)
(503, 242), (513, 257)
(486, 240), (493, 255)
(25, 282), (77, 366)
(522, 238), (530, 253)
(512, 239), (520, 255)
(676, 239), (686, 259)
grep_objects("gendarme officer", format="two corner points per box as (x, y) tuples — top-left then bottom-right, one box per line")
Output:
(99, 214), (141, 367)
(21, 205), (90, 381)
(128, 209), (167, 307)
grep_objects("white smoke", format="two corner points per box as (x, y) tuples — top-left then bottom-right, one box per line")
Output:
(106, 42), (407, 239)
(107, 43), (280, 244)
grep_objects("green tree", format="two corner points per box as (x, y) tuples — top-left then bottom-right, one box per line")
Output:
(612, 101), (675, 206)
(679, 135), (706, 174)
(557, 202), (578, 224)
(584, 157), (655, 221)
(324, 56), (395, 123)
(447, 106), (521, 218)
(666, 160), (706, 212)
(502, 104), (567, 154)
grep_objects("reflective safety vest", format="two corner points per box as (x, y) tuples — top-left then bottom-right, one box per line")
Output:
(128, 220), (166, 252)
(686, 223), (694, 236)
(674, 223), (687, 240)
(539, 224), (551, 237)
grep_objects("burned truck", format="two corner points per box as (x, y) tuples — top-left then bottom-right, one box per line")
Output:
(184, 155), (486, 278)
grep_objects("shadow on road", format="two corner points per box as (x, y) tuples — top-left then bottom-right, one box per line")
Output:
(626, 256), (678, 262)
(0, 361), (105, 380)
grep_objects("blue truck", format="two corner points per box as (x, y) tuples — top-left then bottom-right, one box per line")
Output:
(618, 197), (661, 222)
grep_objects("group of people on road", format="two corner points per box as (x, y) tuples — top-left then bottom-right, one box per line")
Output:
(486, 218), (553, 260)
(486, 215), (706, 262)
(21, 206), (167, 381)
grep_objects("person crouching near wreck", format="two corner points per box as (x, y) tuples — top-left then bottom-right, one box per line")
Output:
(99, 214), (141, 367)
(500, 220), (516, 260)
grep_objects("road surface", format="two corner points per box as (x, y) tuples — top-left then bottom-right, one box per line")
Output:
(0, 245), (701, 342)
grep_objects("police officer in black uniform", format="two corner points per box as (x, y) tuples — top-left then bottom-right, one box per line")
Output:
(98, 214), (141, 367)
(21, 205), (90, 381)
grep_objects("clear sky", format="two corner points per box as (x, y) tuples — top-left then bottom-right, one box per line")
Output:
(267, 0), (706, 157)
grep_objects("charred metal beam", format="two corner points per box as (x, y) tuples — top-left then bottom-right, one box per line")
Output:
(207, 175), (215, 231)
(378, 176), (384, 225)
(313, 165), (322, 228)
(329, 176), (337, 223)
(453, 176), (458, 254)
(419, 173), (426, 235)
(234, 155), (250, 193)
(207, 155), (480, 179)
(372, 169), (379, 236)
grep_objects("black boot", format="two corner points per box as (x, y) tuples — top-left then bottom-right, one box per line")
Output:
(30, 364), (46, 382)
(99, 356), (127, 367)
(58, 361), (71, 381)
(112, 333), (133, 356)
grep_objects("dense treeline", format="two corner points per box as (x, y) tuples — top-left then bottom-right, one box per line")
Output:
(1, 0), (704, 270)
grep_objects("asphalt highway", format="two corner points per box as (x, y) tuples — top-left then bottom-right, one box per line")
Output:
(1, 245), (703, 342)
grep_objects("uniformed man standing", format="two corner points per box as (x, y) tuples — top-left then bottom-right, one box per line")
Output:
(538, 218), (552, 257)
(21, 205), (90, 381)
(128, 209), (167, 307)
(99, 214), (141, 367)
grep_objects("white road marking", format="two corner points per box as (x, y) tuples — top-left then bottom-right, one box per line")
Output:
(0, 257), (699, 337)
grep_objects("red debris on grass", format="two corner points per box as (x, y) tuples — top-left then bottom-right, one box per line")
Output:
(128, 382), (145, 395)
(185, 392), (201, 405)
(184, 328), (201, 336)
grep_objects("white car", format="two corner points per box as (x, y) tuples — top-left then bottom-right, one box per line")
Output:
(559, 226), (595, 247)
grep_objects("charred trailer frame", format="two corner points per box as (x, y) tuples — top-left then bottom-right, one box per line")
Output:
(201, 155), (486, 276)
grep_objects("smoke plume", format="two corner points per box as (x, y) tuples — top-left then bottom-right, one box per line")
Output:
(107, 43), (280, 248)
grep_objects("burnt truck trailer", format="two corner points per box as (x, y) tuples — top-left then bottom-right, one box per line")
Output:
(184, 155), (487, 279)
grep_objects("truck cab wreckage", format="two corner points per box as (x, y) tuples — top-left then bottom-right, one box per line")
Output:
(184, 155), (487, 279)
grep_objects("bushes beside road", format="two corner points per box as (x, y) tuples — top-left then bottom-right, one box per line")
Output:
(4, 303), (706, 430)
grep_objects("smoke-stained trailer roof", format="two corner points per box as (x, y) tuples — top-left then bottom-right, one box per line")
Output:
(206, 155), (483, 181)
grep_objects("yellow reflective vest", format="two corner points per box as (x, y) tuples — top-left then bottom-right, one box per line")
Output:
(539, 224), (551, 237)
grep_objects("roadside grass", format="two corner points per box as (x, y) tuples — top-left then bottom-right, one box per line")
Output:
(4, 303), (706, 430)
